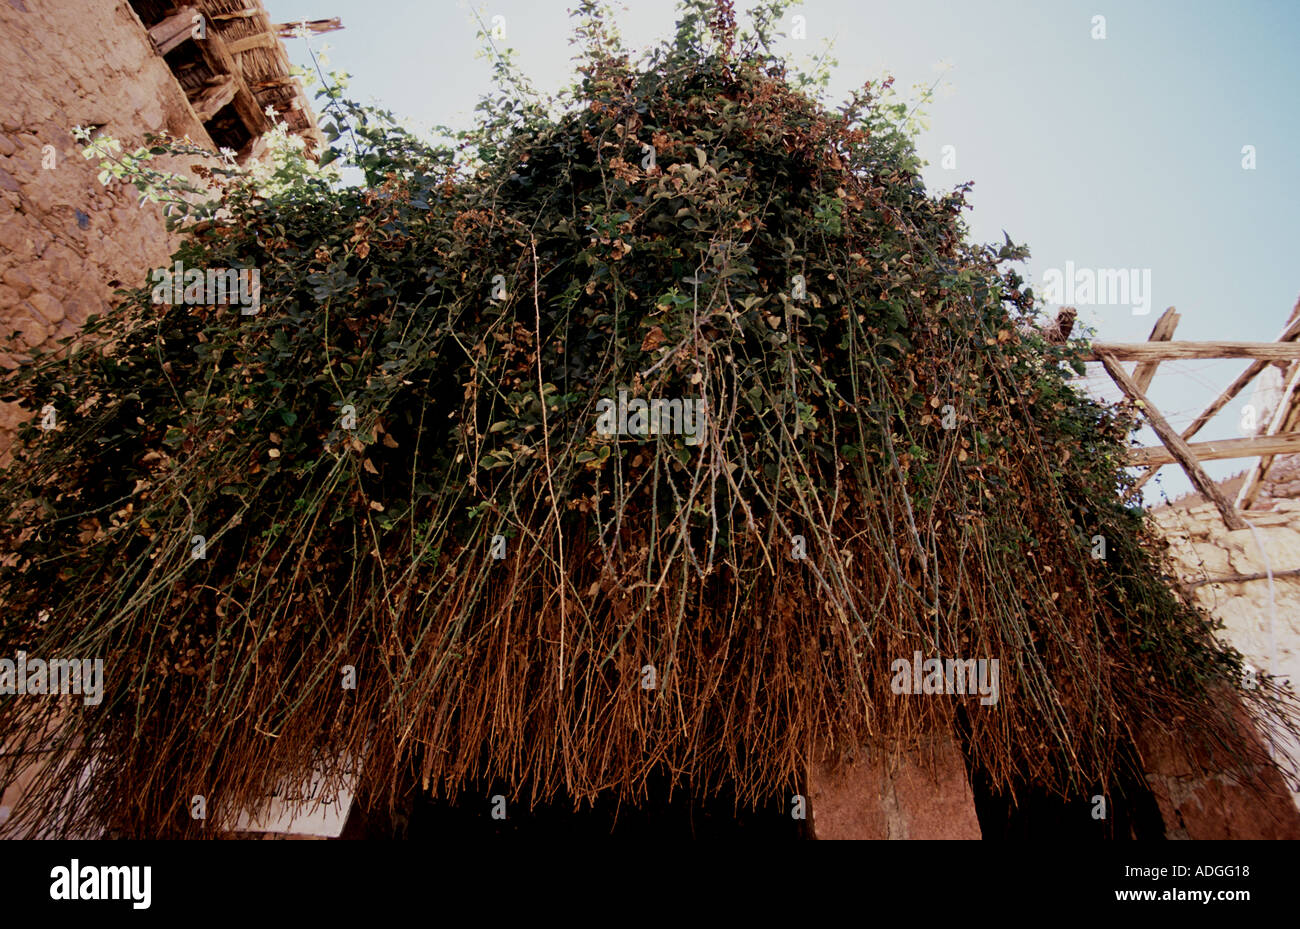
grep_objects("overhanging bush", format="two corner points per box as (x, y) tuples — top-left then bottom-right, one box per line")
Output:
(0, 0), (1293, 836)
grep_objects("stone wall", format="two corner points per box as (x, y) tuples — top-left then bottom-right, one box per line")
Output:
(0, 0), (216, 831)
(1257, 453), (1300, 507)
(0, 0), (214, 439)
(1151, 498), (1300, 812)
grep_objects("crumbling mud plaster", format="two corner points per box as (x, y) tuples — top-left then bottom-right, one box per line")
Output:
(808, 737), (983, 839)
(1136, 709), (1300, 840)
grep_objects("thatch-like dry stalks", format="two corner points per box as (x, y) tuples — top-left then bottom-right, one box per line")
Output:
(1, 2), (1295, 837)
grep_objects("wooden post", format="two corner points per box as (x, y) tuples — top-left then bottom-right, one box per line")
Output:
(1237, 361), (1300, 509)
(1099, 353), (1246, 530)
(148, 5), (199, 56)
(1132, 307), (1180, 393)
(192, 75), (238, 122)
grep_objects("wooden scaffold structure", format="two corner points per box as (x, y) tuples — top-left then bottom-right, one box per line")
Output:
(1085, 299), (1300, 530)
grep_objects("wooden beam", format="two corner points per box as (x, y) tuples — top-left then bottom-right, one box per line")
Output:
(1127, 431), (1300, 467)
(273, 18), (345, 37)
(192, 75), (238, 122)
(1227, 301), (1300, 509)
(226, 32), (278, 55)
(1131, 307), (1180, 393)
(1099, 353), (1246, 530)
(210, 8), (261, 22)
(149, 5), (199, 56)
(192, 23), (270, 138)
(1130, 313), (1300, 491)
(249, 77), (299, 90)
(1166, 316), (1300, 439)
(1238, 361), (1300, 509)
(1084, 342), (1300, 362)
(1184, 567), (1300, 589)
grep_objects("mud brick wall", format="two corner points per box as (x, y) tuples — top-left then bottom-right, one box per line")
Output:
(0, 0), (214, 440)
(808, 736), (982, 839)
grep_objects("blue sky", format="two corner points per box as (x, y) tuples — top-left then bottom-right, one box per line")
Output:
(266, 0), (1300, 503)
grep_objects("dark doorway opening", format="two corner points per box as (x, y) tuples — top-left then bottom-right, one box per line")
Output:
(954, 708), (1166, 839)
(342, 771), (810, 840)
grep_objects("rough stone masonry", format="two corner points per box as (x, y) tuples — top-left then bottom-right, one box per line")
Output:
(0, 0), (215, 448)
